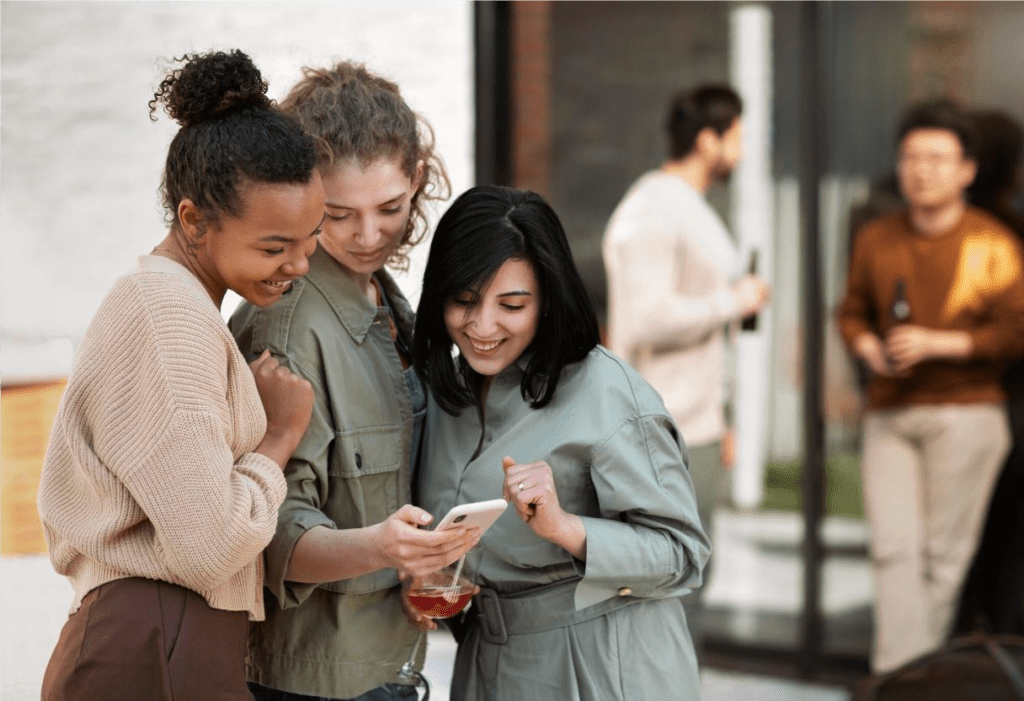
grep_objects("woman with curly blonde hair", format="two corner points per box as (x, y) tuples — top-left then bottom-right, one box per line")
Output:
(230, 61), (477, 701)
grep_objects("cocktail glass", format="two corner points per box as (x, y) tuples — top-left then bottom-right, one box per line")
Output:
(396, 563), (475, 695)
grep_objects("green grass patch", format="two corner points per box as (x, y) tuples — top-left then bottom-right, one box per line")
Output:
(762, 453), (864, 518)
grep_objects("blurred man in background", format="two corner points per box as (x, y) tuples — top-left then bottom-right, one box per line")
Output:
(839, 99), (1024, 673)
(602, 84), (771, 657)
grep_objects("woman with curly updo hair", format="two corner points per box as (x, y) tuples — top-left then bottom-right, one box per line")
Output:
(229, 62), (474, 701)
(38, 49), (324, 700)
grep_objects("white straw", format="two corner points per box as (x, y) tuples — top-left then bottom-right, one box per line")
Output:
(443, 553), (466, 603)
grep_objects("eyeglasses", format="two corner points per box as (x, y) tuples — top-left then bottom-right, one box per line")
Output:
(897, 151), (965, 169)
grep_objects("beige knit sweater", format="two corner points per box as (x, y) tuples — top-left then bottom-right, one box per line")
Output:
(37, 255), (287, 620)
(603, 171), (741, 446)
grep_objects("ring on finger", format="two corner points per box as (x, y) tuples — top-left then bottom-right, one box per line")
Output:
(517, 482), (525, 493)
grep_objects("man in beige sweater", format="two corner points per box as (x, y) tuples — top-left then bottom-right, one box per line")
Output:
(602, 84), (770, 655)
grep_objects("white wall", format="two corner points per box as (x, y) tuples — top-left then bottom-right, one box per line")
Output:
(1, 0), (474, 381)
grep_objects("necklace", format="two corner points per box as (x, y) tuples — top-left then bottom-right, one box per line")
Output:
(151, 244), (190, 265)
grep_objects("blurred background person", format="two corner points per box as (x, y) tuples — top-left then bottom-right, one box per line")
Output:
(601, 83), (771, 656)
(955, 108), (1024, 638)
(230, 62), (478, 701)
(37, 49), (321, 700)
(966, 110), (1024, 238)
(838, 99), (1024, 674)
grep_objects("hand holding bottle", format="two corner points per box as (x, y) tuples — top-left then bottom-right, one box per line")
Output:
(733, 275), (771, 319)
(737, 250), (770, 330)
(854, 332), (894, 377)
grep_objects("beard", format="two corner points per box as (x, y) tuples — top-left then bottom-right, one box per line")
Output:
(711, 158), (736, 185)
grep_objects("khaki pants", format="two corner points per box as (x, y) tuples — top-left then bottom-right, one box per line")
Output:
(681, 440), (727, 659)
(862, 403), (1010, 673)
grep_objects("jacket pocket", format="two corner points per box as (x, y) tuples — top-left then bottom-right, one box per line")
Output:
(323, 426), (405, 595)
(330, 425), (403, 478)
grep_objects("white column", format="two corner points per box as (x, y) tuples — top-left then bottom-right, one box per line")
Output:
(730, 4), (774, 509)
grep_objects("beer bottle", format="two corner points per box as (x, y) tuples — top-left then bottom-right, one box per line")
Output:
(891, 278), (910, 324)
(741, 250), (759, 332)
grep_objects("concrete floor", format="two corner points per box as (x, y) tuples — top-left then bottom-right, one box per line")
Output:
(1, 507), (858, 700)
(418, 622), (851, 701)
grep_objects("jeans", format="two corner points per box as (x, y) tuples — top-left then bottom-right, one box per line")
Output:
(248, 681), (420, 701)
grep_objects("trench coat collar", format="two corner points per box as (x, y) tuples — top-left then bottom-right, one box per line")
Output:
(489, 349), (585, 392)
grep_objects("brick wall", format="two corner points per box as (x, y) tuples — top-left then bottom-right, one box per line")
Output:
(1, 2), (473, 362)
(510, 1), (553, 197)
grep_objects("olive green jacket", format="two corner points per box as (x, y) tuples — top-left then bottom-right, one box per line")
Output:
(230, 246), (423, 698)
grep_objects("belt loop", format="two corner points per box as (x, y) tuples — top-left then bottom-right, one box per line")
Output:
(474, 587), (508, 645)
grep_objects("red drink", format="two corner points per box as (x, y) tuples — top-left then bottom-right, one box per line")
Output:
(407, 586), (473, 619)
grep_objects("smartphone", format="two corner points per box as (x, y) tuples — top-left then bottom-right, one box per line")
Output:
(434, 498), (509, 534)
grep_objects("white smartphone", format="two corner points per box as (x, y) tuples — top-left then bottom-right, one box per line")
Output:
(434, 498), (509, 534)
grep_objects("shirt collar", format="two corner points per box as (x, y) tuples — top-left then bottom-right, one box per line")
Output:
(302, 245), (412, 343)
(485, 351), (535, 392)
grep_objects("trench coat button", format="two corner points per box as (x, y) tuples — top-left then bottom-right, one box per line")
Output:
(355, 453), (362, 469)
(617, 586), (632, 597)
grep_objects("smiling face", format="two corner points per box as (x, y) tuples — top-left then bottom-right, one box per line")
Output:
(443, 258), (542, 379)
(897, 128), (976, 212)
(317, 157), (417, 279)
(195, 172), (325, 307)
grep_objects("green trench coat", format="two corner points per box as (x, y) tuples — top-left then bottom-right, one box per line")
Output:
(418, 346), (711, 701)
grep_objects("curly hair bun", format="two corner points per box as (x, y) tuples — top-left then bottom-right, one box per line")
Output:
(150, 49), (272, 127)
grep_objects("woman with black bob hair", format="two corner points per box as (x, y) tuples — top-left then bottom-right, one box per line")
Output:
(414, 186), (599, 413)
(412, 185), (711, 700)
(38, 50), (323, 700)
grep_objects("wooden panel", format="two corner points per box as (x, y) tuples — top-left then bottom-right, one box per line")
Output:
(1, 380), (66, 555)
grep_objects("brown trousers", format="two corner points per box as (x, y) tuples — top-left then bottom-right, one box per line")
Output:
(41, 577), (252, 701)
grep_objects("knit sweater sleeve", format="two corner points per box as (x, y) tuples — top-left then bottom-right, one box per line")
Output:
(122, 409), (285, 592)
(91, 274), (286, 592)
